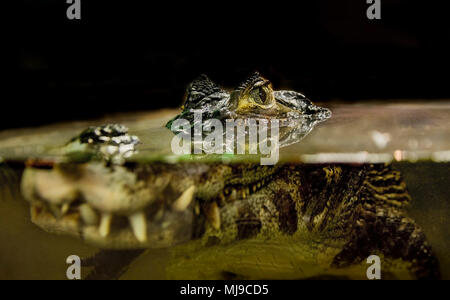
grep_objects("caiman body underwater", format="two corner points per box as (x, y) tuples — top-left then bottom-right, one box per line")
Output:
(0, 73), (440, 279)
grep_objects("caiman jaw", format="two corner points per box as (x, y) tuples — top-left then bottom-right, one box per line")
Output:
(21, 163), (196, 249)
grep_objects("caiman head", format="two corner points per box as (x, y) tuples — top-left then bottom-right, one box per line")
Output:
(166, 72), (331, 148)
(20, 73), (332, 250)
(20, 124), (278, 249)
(20, 125), (194, 249)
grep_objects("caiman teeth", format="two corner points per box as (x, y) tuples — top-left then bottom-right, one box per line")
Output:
(219, 193), (226, 203)
(99, 213), (112, 238)
(129, 211), (147, 243)
(230, 189), (237, 201)
(61, 203), (70, 215)
(173, 185), (196, 211)
(195, 202), (201, 215)
(205, 202), (221, 230)
(79, 204), (99, 226)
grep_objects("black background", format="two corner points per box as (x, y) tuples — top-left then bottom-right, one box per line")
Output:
(12, 0), (450, 131)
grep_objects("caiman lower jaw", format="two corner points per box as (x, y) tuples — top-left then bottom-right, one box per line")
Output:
(29, 200), (194, 249)
(21, 165), (197, 250)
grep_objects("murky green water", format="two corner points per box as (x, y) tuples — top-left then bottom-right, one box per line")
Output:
(0, 103), (448, 279)
(0, 162), (448, 279)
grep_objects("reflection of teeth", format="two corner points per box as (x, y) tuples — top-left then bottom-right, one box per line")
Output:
(206, 202), (221, 230)
(129, 211), (147, 242)
(99, 213), (112, 237)
(61, 203), (70, 215)
(230, 189), (237, 201)
(80, 204), (99, 226)
(173, 185), (196, 211)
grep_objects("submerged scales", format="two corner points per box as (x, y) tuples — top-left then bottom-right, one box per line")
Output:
(0, 73), (441, 279)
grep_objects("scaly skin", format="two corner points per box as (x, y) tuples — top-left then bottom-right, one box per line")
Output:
(166, 72), (331, 148)
(5, 73), (441, 279)
(18, 161), (440, 279)
(169, 163), (440, 279)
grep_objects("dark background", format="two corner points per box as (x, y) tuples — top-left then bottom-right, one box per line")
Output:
(12, 0), (450, 130)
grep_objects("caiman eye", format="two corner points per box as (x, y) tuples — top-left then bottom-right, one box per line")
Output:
(250, 87), (268, 105)
(259, 88), (267, 104)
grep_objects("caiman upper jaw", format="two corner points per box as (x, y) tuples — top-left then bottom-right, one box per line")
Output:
(21, 163), (197, 249)
(64, 124), (140, 165)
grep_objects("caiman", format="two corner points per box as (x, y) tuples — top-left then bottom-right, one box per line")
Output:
(0, 73), (440, 280)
